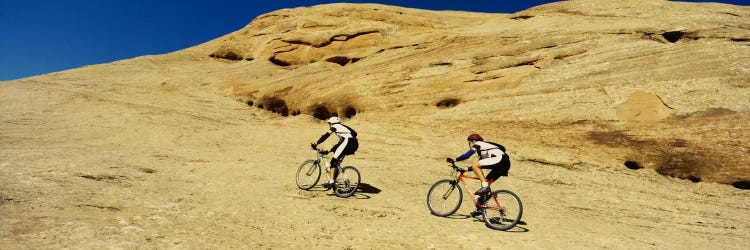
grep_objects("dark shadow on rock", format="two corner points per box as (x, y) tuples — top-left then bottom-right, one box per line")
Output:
(444, 214), (471, 219)
(438, 212), (530, 232)
(321, 183), (382, 199)
(357, 183), (381, 194)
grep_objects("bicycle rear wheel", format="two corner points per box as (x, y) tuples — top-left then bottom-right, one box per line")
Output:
(426, 179), (462, 217)
(482, 190), (523, 231)
(333, 166), (360, 198)
(296, 160), (321, 190)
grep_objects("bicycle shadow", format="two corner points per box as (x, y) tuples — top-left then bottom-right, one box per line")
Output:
(357, 183), (381, 194)
(344, 182), (382, 199)
(443, 213), (530, 233)
(319, 182), (381, 199)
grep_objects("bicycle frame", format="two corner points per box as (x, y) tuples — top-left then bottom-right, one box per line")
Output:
(311, 150), (333, 183)
(299, 144), (360, 198)
(428, 161), (522, 230)
(450, 163), (500, 211)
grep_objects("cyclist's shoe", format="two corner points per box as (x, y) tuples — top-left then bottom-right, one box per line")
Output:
(477, 195), (486, 205)
(474, 186), (491, 195)
(470, 209), (482, 217)
(322, 182), (334, 190)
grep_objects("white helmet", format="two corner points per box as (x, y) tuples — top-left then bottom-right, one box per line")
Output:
(327, 116), (341, 124)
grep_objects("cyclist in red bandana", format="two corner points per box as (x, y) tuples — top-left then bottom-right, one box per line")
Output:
(447, 134), (510, 195)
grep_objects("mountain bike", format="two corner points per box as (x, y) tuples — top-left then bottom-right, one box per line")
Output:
(426, 160), (523, 231)
(296, 144), (360, 198)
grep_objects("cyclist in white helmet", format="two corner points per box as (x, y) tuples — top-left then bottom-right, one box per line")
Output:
(312, 116), (359, 188)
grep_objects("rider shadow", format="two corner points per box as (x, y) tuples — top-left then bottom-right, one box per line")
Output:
(445, 213), (530, 232)
(503, 222), (529, 233)
(358, 183), (381, 194)
(346, 182), (381, 199)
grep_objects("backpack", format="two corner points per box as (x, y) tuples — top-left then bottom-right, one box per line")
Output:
(342, 124), (358, 138)
(486, 141), (506, 153)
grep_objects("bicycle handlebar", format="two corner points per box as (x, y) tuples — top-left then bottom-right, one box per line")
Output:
(448, 161), (465, 173)
(310, 143), (329, 155)
(443, 157), (463, 173)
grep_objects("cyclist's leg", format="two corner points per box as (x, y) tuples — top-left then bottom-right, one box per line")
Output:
(484, 155), (510, 185)
(332, 138), (348, 160)
(476, 157), (502, 194)
(470, 160), (486, 183)
(330, 139), (350, 181)
(330, 156), (346, 179)
(346, 138), (358, 155)
(485, 168), (502, 184)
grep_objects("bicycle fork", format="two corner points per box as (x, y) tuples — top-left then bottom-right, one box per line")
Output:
(442, 180), (459, 200)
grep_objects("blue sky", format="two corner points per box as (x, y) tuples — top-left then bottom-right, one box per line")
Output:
(1, 0), (748, 80)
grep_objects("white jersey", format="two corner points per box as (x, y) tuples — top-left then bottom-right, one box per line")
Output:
(473, 141), (504, 159)
(330, 123), (355, 139)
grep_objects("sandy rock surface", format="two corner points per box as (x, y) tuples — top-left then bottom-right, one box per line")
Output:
(2, 0), (749, 249)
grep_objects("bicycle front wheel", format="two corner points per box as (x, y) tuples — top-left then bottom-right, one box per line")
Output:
(482, 190), (523, 231)
(296, 160), (321, 190)
(333, 166), (360, 198)
(426, 179), (462, 217)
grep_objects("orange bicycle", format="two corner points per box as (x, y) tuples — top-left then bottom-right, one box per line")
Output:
(426, 160), (523, 231)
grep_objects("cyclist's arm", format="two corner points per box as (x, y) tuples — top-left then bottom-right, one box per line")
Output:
(455, 148), (475, 161)
(315, 131), (332, 145)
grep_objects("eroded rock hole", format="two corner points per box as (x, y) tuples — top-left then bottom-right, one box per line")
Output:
(430, 62), (452, 66)
(662, 31), (684, 43)
(246, 100), (254, 107)
(138, 168), (157, 174)
(732, 181), (750, 190)
(209, 51), (243, 61)
(436, 98), (461, 108)
(311, 105), (333, 120)
(686, 176), (701, 183)
(269, 56), (291, 66)
(511, 15), (534, 20)
(624, 161), (642, 170)
(326, 56), (351, 66)
(260, 96), (289, 116)
(343, 106), (357, 118)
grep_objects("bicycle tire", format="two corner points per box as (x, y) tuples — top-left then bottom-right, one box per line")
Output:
(296, 159), (321, 190)
(426, 179), (463, 217)
(333, 166), (360, 198)
(482, 190), (523, 231)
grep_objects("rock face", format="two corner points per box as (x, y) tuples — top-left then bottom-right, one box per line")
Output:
(616, 91), (676, 121)
(190, 0), (750, 185)
(1, 0), (750, 248)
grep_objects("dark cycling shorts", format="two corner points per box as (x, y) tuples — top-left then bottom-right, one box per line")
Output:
(331, 138), (358, 162)
(482, 154), (510, 181)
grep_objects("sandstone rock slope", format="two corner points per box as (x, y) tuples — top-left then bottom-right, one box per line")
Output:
(1, 0), (749, 249)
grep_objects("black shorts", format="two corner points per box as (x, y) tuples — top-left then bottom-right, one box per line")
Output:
(331, 138), (358, 161)
(483, 154), (510, 181)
